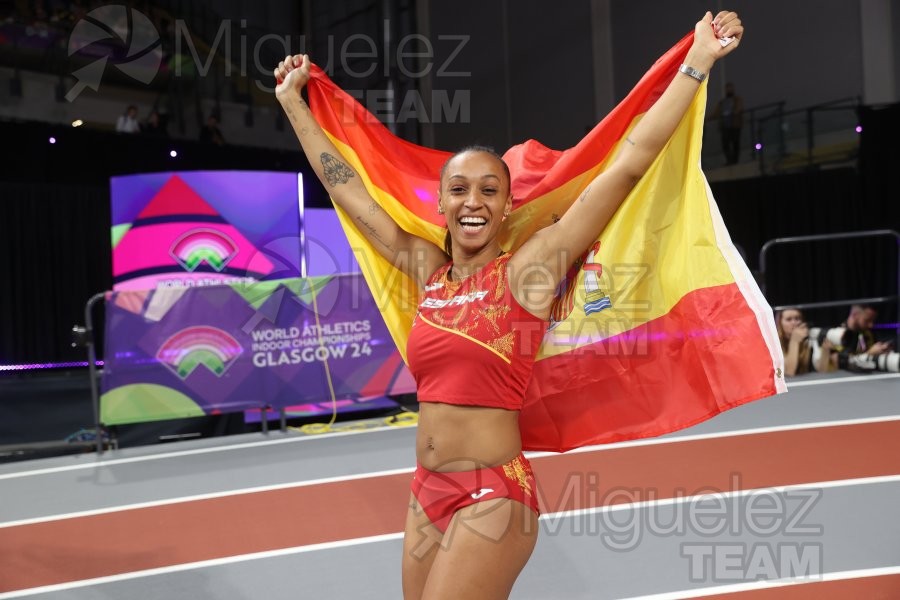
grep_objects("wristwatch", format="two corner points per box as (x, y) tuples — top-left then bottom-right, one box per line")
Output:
(678, 64), (707, 82)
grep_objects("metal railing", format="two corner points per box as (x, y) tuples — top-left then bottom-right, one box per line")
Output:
(77, 292), (108, 454)
(703, 97), (862, 175)
(748, 100), (786, 173)
(759, 230), (900, 337)
(759, 97), (861, 175)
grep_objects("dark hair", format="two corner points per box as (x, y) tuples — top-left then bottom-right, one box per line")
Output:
(439, 145), (511, 259)
(851, 303), (877, 314)
(443, 230), (453, 258)
(439, 145), (510, 185)
(774, 309), (812, 375)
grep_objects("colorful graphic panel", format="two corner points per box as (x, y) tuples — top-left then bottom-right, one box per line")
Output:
(303, 208), (361, 276)
(100, 274), (415, 425)
(111, 171), (303, 290)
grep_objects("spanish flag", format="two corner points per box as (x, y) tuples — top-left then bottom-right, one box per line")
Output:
(306, 32), (786, 452)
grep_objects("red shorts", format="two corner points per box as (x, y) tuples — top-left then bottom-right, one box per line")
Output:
(410, 453), (540, 533)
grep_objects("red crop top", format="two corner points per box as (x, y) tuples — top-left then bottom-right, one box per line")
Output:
(406, 253), (547, 410)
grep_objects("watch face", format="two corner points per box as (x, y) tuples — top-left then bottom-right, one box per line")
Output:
(680, 64), (705, 81)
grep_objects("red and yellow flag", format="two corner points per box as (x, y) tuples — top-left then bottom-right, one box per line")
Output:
(306, 33), (786, 452)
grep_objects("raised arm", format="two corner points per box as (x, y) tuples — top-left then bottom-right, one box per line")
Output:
(274, 55), (447, 287)
(510, 11), (743, 317)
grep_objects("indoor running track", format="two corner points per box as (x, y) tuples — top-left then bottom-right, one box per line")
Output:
(1, 371), (899, 599)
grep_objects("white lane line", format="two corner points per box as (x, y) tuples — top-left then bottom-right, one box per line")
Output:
(0, 424), (414, 481)
(538, 474), (900, 520)
(616, 565), (900, 600)
(3, 414), (900, 528)
(2, 373), (897, 481)
(0, 466), (416, 529)
(1, 410), (897, 483)
(1, 477), (899, 599)
(525, 413), (900, 459)
(0, 532), (405, 600)
(788, 373), (900, 387)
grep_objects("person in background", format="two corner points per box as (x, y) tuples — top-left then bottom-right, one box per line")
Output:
(115, 105), (140, 133)
(775, 308), (833, 375)
(199, 114), (225, 146)
(820, 304), (898, 373)
(710, 81), (743, 164)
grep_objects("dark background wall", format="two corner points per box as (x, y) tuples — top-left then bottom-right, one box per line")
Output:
(1, 0), (898, 369)
(424, 0), (596, 152)
(609, 0), (865, 110)
(419, 0), (875, 153)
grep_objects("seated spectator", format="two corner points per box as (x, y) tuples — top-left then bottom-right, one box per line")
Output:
(115, 105), (140, 133)
(199, 114), (225, 146)
(776, 308), (833, 375)
(813, 304), (898, 373)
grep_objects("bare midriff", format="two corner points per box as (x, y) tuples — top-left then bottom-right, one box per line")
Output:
(416, 401), (522, 472)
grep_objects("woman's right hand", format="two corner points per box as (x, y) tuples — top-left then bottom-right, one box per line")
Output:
(274, 54), (310, 101)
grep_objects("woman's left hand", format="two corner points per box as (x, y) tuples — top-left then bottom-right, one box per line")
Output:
(693, 11), (743, 62)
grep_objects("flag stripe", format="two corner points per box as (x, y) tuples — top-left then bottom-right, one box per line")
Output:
(522, 282), (779, 451)
(703, 174), (788, 394)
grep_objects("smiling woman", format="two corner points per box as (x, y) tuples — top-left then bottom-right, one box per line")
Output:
(437, 145), (511, 267)
(273, 10), (746, 599)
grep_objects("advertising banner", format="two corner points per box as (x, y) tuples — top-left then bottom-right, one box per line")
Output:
(100, 274), (415, 425)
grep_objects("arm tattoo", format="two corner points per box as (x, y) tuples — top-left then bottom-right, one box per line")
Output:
(355, 216), (392, 250)
(321, 152), (356, 187)
(298, 100), (318, 133)
(368, 200), (382, 215)
(578, 184), (593, 204)
(300, 126), (309, 136)
(625, 137), (636, 146)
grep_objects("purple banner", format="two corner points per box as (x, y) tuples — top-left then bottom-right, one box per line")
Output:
(100, 274), (415, 425)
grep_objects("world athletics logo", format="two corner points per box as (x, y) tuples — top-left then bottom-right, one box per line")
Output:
(156, 326), (243, 379)
(169, 228), (239, 272)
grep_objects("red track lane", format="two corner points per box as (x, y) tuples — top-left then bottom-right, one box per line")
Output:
(702, 573), (900, 599)
(1, 421), (899, 593)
